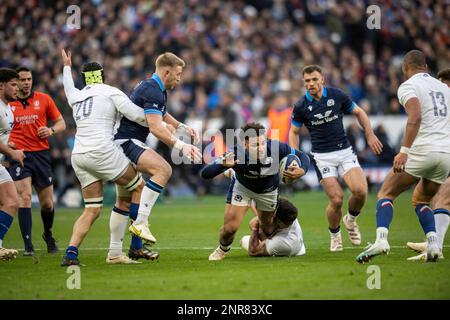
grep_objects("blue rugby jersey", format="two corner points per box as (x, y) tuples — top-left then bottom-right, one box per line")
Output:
(114, 73), (167, 142)
(291, 87), (356, 153)
(201, 140), (310, 193)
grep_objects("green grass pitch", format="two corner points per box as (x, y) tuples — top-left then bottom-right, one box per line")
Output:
(1, 191), (449, 299)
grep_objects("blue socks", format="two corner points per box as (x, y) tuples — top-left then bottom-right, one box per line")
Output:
(66, 246), (78, 260)
(0, 210), (13, 241)
(376, 198), (394, 229)
(415, 204), (436, 234)
(129, 203), (142, 250)
(18, 207), (33, 248)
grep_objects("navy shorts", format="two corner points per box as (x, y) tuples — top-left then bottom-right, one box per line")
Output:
(118, 139), (147, 165)
(8, 149), (53, 188)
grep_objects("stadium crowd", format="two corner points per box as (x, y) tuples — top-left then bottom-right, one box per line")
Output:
(1, 0), (448, 201)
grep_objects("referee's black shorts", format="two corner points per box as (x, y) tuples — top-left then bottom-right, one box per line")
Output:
(8, 149), (53, 188)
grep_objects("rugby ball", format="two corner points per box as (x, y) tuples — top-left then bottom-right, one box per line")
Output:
(279, 154), (301, 184)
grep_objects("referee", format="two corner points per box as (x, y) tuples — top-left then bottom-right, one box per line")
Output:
(8, 66), (66, 256)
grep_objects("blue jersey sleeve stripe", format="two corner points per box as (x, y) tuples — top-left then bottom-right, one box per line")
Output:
(144, 109), (163, 115)
(291, 119), (302, 127)
(347, 102), (356, 113)
(290, 147), (295, 155)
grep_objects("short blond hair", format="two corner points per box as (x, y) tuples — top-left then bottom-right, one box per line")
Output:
(155, 52), (185, 69)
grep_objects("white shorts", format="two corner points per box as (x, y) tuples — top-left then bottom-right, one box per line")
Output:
(229, 179), (278, 212)
(310, 147), (360, 181)
(266, 220), (306, 257)
(405, 150), (450, 184)
(266, 236), (306, 257)
(0, 164), (13, 185)
(71, 146), (130, 189)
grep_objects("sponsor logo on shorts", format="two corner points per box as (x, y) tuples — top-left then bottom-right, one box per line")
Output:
(15, 167), (21, 176)
(322, 167), (330, 174)
(234, 195), (243, 202)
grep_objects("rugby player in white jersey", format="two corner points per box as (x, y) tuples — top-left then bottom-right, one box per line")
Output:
(240, 198), (306, 257)
(59, 49), (152, 266)
(357, 50), (450, 263)
(407, 68), (450, 261)
(0, 68), (25, 260)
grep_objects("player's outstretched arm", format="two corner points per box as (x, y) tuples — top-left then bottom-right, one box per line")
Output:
(111, 91), (147, 127)
(352, 105), (383, 155)
(61, 49), (80, 106)
(200, 152), (238, 179)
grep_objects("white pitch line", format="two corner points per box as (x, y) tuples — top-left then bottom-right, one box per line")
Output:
(15, 245), (450, 251)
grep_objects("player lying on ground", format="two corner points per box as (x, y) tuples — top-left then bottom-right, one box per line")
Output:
(113, 52), (201, 255)
(406, 68), (450, 261)
(59, 49), (158, 266)
(356, 50), (450, 263)
(289, 64), (383, 252)
(201, 122), (310, 261)
(240, 198), (306, 257)
(0, 68), (25, 261)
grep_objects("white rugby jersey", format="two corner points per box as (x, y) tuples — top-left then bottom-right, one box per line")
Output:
(0, 99), (14, 162)
(63, 66), (147, 154)
(266, 219), (306, 256)
(397, 72), (450, 153)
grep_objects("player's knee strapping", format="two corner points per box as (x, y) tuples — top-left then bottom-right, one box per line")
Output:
(124, 173), (143, 192)
(84, 197), (103, 208)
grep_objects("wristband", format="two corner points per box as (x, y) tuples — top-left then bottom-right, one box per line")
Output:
(399, 146), (410, 154)
(173, 139), (186, 150)
(50, 127), (56, 136)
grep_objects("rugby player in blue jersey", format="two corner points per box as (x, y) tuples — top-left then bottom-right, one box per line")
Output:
(289, 65), (383, 252)
(201, 122), (310, 261)
(113, 52), (201, 260)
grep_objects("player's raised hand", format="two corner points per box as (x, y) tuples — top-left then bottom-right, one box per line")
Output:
(61, 49), (72, 67)
(9, 149), (26, 167)
(393, 152), (408, 173)
(367, 133), (383, 155)
(221, 151), (238, 168)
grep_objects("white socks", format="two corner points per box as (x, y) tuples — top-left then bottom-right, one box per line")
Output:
(346, 212), (357, 223)
(135, 183), (162, 225)
(376, 227), (389, 242)
(435, 213), (449, 250)
(109, 209), (129, 257)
